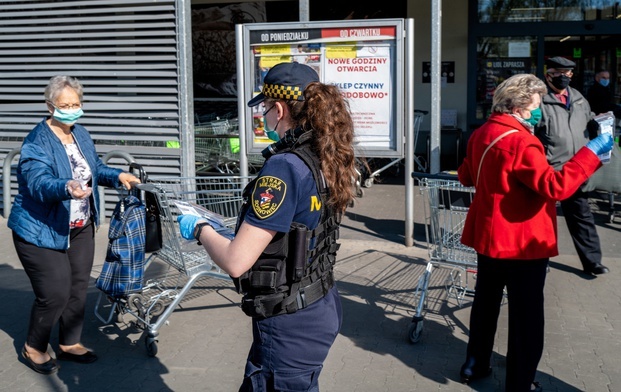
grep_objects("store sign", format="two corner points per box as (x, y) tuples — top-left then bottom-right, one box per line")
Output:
(422, 61), (455, 84)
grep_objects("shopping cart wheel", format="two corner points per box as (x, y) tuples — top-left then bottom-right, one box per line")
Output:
(364, 177), (374, 188)
(408, 316), (424, 344)
(128, 294), (144, 312)
(150, 299), (166, 317)
(145, 336), (158, 357)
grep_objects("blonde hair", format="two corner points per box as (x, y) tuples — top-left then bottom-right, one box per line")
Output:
(492, 74), (547, 113)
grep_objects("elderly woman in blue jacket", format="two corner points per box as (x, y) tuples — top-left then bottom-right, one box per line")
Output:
(8, 75), (139, 375)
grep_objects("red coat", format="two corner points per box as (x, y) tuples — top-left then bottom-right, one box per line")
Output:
(458, 113), (601, 259)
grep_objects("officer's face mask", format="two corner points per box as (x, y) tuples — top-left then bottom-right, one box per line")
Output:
(52, 106), (84, 125)
(599, 79), (610, 87)
(263, 103), (281, 142)
(265, 122), (281, 142)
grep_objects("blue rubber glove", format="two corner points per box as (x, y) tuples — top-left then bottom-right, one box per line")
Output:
(586, 132), (614, 156)
(177, 215), (204, 240)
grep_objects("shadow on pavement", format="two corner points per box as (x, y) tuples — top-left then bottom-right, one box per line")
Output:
(0, 262), (172, 392)
(333, 249), (590, 391)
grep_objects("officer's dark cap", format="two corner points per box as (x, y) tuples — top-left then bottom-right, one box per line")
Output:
(545, 56), (575, 70)
(247, 62), (320, 107)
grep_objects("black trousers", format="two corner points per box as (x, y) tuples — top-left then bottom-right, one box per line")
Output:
(13, 222), (95, 353)
(560, 189), (602, 270)
(465, 254), (548, 392)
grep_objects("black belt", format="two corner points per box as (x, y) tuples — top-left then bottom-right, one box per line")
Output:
(241, 271), (334, 319)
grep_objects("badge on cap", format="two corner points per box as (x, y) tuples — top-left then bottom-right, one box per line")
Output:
(252, 175), (287, 219)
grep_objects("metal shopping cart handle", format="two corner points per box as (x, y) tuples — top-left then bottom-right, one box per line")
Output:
(412, 171), (458, 180)
(134, 182), (157, 192)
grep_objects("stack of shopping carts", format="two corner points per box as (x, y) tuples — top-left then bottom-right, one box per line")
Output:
(195, 119), (241, 174)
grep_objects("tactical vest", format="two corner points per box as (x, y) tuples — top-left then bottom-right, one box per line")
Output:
(233, 135), (341, 319)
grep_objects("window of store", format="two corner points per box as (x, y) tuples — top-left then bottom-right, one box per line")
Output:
(475, 36), (537, 120)
(477, 0), (621, 23)
(468, 0), (621, 130)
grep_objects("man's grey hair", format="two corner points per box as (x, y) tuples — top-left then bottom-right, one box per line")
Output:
(492, 74), (547, 114)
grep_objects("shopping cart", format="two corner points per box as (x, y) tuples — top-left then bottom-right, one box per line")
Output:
(409, 173), (477, 343)
(94, 175), (252, 356)
(195, 119), (241, 174)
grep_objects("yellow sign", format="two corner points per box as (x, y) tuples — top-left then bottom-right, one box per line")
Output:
(326, 44), (356, 59)
(259, 45), (292, 68)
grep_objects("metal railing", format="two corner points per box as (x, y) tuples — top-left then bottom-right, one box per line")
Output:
(2, 147), (21, 218)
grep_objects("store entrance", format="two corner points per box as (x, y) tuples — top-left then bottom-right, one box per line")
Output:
(544, 35), (620, 105)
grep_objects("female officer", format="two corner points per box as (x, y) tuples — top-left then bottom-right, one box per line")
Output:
(178, 62), (357, 391)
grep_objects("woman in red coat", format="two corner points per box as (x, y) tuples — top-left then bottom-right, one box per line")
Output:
(457, 73), (613, 392)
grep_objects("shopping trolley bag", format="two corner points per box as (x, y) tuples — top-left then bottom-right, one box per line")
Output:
(96, 194), (146, 298)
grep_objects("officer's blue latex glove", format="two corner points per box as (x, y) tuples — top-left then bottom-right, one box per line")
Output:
(586, 132), (614, 156)
(177, 215), (204, 240)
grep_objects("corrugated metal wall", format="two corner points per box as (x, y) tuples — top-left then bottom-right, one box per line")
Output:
(0, 0), (188, 217)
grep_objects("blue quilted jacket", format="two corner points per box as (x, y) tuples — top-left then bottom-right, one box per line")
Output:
(8, 119), (122, 250)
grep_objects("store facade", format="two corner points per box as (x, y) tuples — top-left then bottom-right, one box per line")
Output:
(2, 1), (621, 215)
(468, 1), (621, 130)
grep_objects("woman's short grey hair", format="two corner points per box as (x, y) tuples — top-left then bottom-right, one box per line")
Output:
(491, 74), (547, 114)
(44, 75), (83, 104)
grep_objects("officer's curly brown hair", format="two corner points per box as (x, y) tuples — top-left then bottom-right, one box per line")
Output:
(284, 82), (357, 212)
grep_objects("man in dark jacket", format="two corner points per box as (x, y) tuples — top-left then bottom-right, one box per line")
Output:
(535, 56), (609, 276)
(586, 69), (621, 117)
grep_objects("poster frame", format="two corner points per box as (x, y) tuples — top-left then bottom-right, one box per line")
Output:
(238, 19), (405, 158)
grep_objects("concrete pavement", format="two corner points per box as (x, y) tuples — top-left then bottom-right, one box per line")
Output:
(1, 176), (620, 391)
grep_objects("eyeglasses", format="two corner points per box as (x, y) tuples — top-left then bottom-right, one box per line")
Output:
(547, 70), (573, 77)
(262, 104), (275, 117)
(48, 101), (82, 110)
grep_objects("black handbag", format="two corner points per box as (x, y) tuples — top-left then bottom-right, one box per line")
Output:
(144, 190), (162, 252)
(130, 162), (162, 252)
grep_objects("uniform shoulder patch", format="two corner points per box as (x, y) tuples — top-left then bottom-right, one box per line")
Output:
(251, 175), (287, 219)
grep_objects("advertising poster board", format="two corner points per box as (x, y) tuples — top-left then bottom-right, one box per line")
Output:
(241, 19), (404, 157)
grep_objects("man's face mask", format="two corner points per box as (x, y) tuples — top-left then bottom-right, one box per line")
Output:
(549, 74), (571, 90)
(599, 79), (610, 87)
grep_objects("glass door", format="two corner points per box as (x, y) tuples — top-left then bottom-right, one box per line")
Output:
(544, 35), (620, 104)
